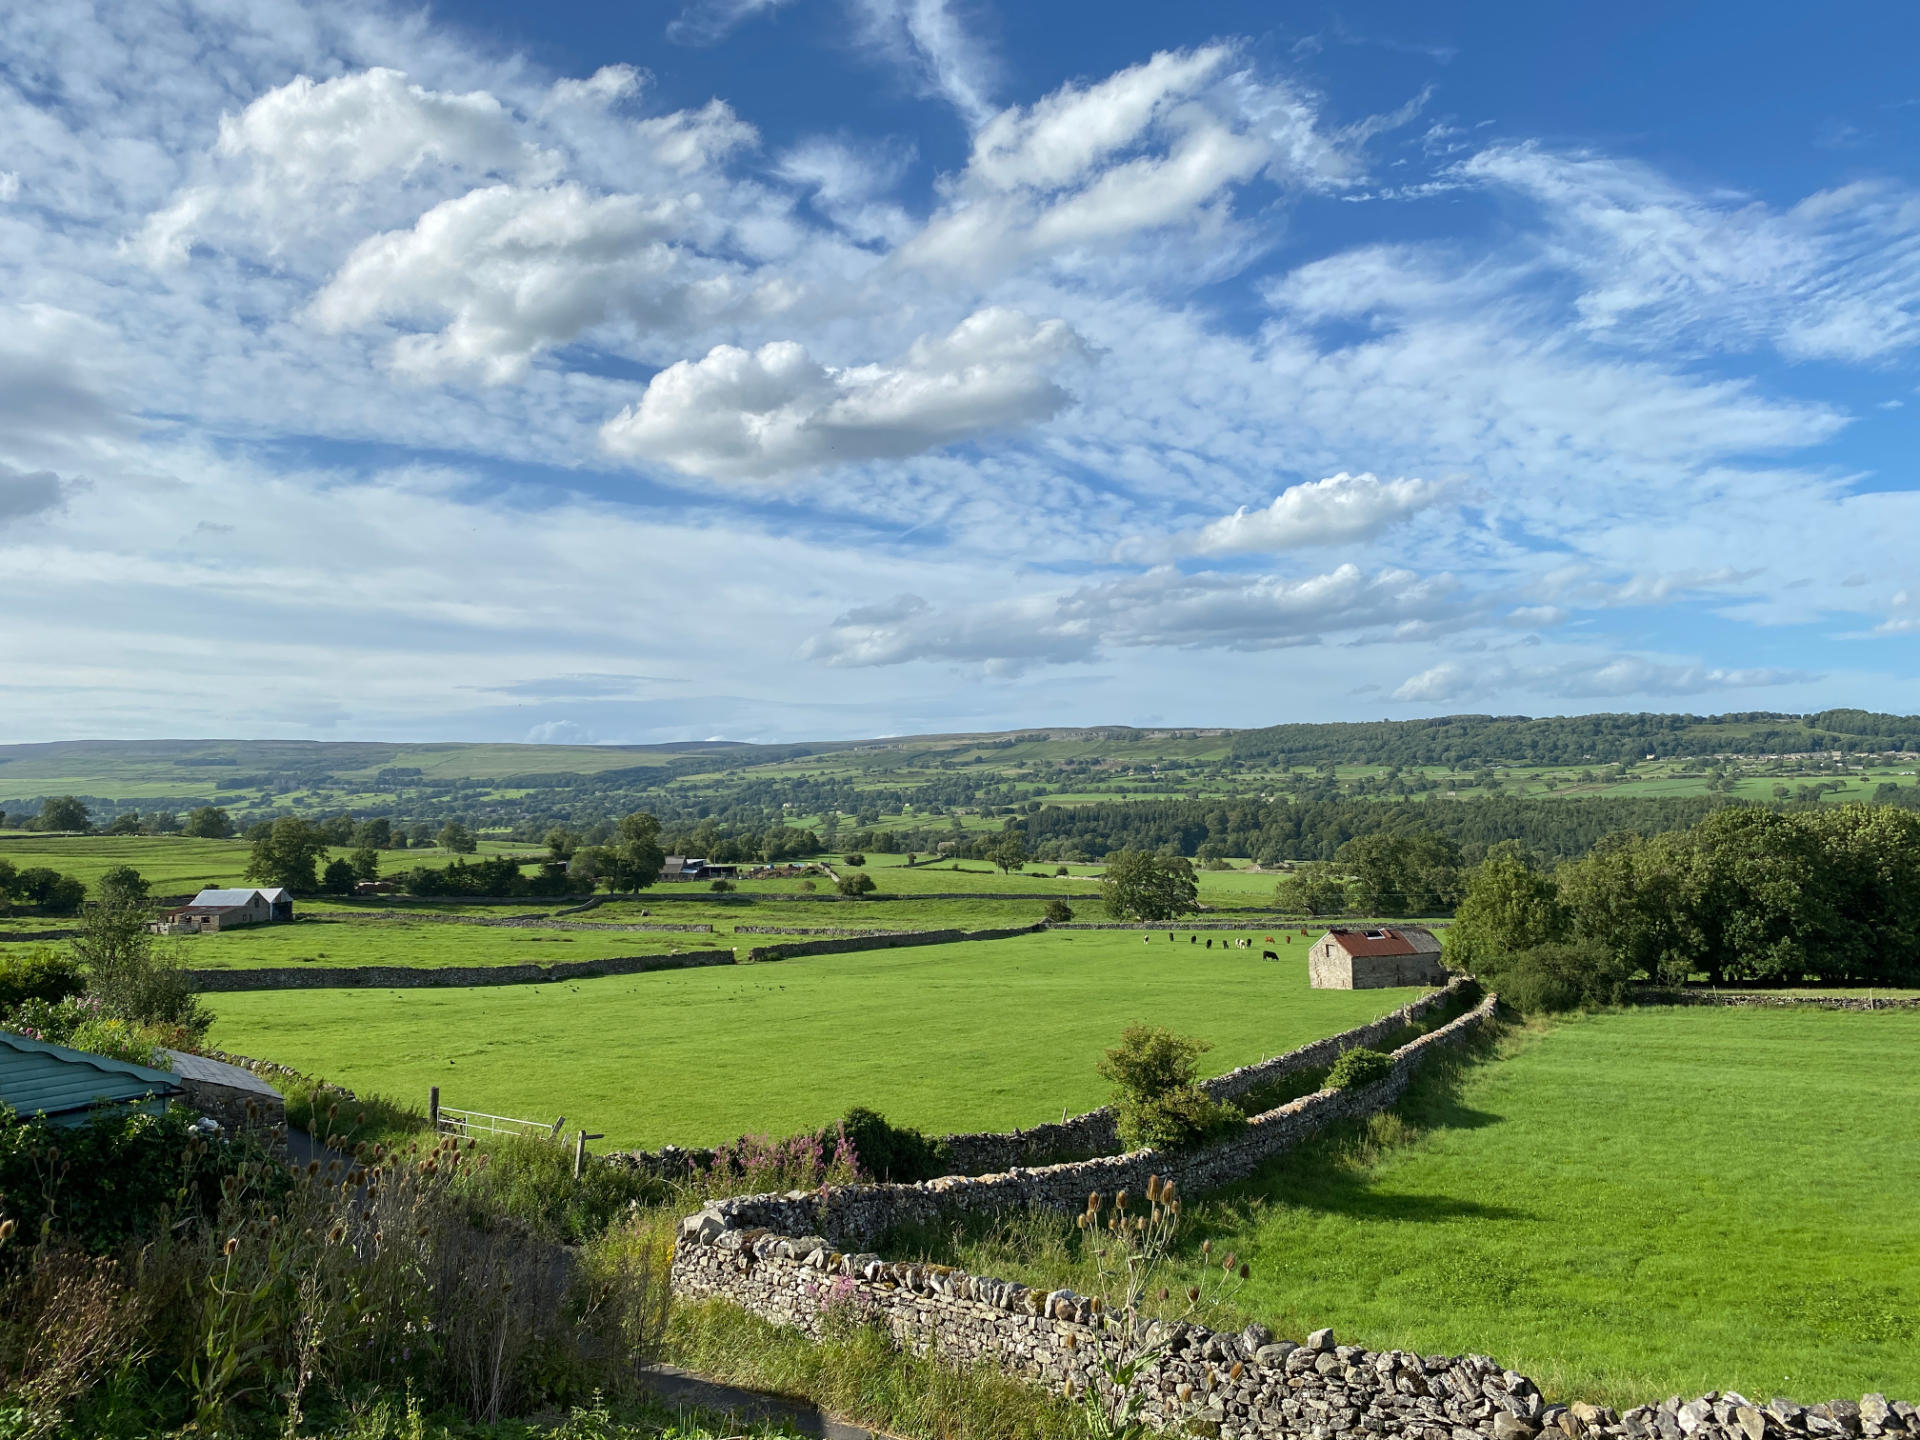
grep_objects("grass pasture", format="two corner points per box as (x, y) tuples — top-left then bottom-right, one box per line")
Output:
(1217, 1006), (1920, 1402)
(925, 1006), (1920, 1407)
(180, 917), (715, 971)
(0, 833), (534, 895)
(205, 933), (1432, 1149)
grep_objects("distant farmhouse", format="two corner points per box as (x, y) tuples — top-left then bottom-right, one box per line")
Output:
(1308, 925), (1448, 990)
(158, 886), (295, 934)
(659, 856), (741, 882)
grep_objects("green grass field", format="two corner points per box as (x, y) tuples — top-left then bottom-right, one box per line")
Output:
(1109, 1008), (1916, 1406)
(205, 935), (1430, 1148)
(179, 918), (713, 970)
(0, 834), (530, 893)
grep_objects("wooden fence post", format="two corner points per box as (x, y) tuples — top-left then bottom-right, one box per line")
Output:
(429, 1086), (439, 1132)
(573, 1130), (603, 1180)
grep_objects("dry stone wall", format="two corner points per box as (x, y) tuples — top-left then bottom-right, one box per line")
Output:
(938, 981), (1466, 1173)
(672, 988), (1913, 1439)
(187, 948), (737, 991)
(1634, 989), (1920, 1012)
(740, 925), (1043, 963)
(675, 1234), (1914, 1440)
(677, 992), (1493, 1251)
(610, 981), (1466, 1178)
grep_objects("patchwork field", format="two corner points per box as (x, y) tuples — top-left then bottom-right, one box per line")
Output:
(0, 834), (531, 893)
(938, 1006), (1920, 1407)
(205, 935), (1432, 1148)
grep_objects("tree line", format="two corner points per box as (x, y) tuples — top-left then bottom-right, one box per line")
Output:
(1227, 708), (1920, 769)
(1017, 793), (1724, 864)
(1449, 803), (1920, 1002)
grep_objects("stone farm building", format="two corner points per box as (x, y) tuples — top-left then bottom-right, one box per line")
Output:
(1308, 925), (1449, 990)
(160, 886), (295, 933)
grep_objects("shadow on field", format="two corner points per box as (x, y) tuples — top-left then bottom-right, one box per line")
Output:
(1219, 1016), (1527, 1225)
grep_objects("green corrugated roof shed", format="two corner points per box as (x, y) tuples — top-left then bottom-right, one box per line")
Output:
(0, 1029), (183, 1127)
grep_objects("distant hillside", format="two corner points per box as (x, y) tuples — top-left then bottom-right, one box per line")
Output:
(3, 711), (1917, 856)
(1227, 710), (1920, 767)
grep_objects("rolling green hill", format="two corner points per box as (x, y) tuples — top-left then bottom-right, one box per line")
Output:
(6, 711), (1919, 866)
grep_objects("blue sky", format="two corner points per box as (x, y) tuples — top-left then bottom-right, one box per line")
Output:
(3, 1), (1920, 743)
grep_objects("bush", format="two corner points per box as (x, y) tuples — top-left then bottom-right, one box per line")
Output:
(468, 1130), (665, 1245)
(0, 1103), (278, 1254)
(0, 949), (84, 1011)
(1097, 1025), (1240, 1152)
(1481, 939), (1635, 1013)
(709, 879), (735, 893)
(72, 899), (211, 1044)
(1326, 1047), (1394, 1091)
(842, 853), (865, 867)
(832, 1106), (948, 1183)
(836, 873), (876, 897)
(1043, 898), (1074, 924)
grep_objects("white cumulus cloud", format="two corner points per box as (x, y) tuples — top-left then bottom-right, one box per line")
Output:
(308, 183), (762, 383)
(600, 307), (1086, 479)
(1190, 472), (1452, 553)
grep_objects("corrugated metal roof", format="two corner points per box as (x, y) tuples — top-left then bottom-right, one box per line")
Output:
(0, 1030), (182, 1126)
(190, 888), (266, 907)
(1321, 926), (1441, 958)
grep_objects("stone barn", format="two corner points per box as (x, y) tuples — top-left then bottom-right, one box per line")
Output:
(1308, 925), (1449, 989)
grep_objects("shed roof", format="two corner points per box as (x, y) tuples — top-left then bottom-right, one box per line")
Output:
(163, 1050), (283, 1098)
(190, 888), (268, 907)
(0, 1030), (182, 1126)
(1321, 926), (1441, 958)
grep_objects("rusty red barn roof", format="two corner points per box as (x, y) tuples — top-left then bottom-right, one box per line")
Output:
(1322, 927), (1424, 958)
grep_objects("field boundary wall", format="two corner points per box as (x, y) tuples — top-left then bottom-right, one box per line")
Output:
(185, 948), (738, 991)
(323, 913), (718, 934)
(1636, 987), (1920, 1011)
(671, 996), (1518, 1440)
(937, 980), (1465, 1173)
(672, 990), (1916, 1440)
(607, 980), (1465, 1176)
(739, 924), (1044, 963)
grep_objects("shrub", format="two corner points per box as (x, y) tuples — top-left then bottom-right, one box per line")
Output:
(7, 995), (193, 1067)
(835, 873), (876, 898)
(1326, 1047), (1395, 1091)
(798, 879), (816, 892)
(0, 949), (84, 1011)
(709, 879), (735, 892)
(1043, 898), (1074, 924)
(72, 899), (210, 1044)
(841, 853), (865, 867)
(1481, 939), (1635, 1013)
(832, 1106), (948, 1183)
(0, 1104), (276, 1255)
(1097, 1025), (1239, 1152)
(467, 1130), (665, 1245)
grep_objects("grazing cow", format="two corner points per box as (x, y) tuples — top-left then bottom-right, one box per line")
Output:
(1205, 937), (1213, 949)
(1262, 949), (1279, 961)
(1190, 934), (1198, 944)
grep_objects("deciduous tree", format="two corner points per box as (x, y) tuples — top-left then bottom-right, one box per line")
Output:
(1099, 848), (1198, 922)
